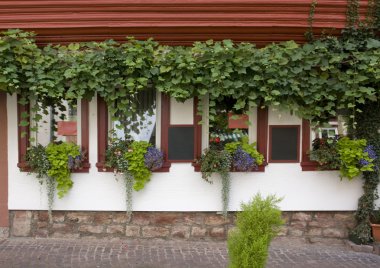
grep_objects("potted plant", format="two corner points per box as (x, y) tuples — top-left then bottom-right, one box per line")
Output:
(106, 139), (164, 216)
(370, 209), (380, 242)
(309, 137), (340, 170)
(309, 137), (376, 180)
(25, 142), (83, 223)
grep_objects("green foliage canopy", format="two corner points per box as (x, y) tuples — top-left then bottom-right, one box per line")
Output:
(1, 29), (379, 126)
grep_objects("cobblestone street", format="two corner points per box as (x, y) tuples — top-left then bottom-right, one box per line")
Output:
(0, 237), (380, 268)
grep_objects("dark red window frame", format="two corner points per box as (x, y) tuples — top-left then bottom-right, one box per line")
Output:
(268, 125), (300, 163)
(96, 95), (171, 172)
(300, 119), (319, 170)
(17, 96), (91, 172)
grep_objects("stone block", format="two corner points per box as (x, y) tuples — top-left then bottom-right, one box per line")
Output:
(37, 211), (49, 222)
(125, 226), (140, 237)
(37, 221), (48, 229)
(322, 228), (347, 238)
(35, 229), (48, 238)
(51, 232), (80, 239)
(171, 226), (190, 239)
(11, 211), (32, 237)
(142, 226), (169, 238)
(52, 223), (73, 233)
(151, 212), (182, 225)
(0, 227), (9, 239)
(78, 225), (104, 234)
(67, 212), (93, 223)
(314, 212), (334, 219)
(309, 219), (336, 228)
(93, 213), (112, 225)
(210, 227), (225, 238)
(292, 212), (312, 222)
(306, 228), (322, 236)
(290, 221), (307, 229)
(333, 212), (355, 221)
(52, 212), (65, 223)
(288, 228), (304, 237)
(205, 214), (228, 226)
(132, 213), (151, 225)
(113, 213), (128, 224)
(106, 225), (124, 235)
(191, 227), (207, 238)
(183, 213), (204, 225)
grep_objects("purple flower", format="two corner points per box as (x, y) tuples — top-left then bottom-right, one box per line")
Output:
(364, 145), (377, 160)
(68, 155), (74, 169)
(144, 147), (164, 171)
(232, 148), (257, 171)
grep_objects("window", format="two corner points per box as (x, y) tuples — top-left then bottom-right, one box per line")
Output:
(97, 91), (170, 171)
(208, 97), (250, 146)
(17, 97), (90, 172)
(162, 96), (201, 162)
(111, 88), (157, 145)
(195, 96), (268, 171)
(301, 115), (348, 171)
(269, 125), (300, 163)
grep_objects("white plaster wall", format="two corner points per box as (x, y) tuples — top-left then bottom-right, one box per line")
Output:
(7, 94), (380, 211)
(170, 98), (193, 125)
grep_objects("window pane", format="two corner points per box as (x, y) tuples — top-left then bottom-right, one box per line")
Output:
(209, 98), (248, 146)
(113, 89), (156, 146)
(36, 101), (78, 146)
(270, 126), (299, 162)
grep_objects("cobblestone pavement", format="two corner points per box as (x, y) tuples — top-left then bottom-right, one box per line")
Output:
(0, 237), (380, 268)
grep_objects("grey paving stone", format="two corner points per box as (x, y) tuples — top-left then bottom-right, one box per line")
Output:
(0, 237), (379, 268)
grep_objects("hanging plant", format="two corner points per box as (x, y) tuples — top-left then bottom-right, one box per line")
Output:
(224, 136), (265, 171)
(199, 148), (232, 218)
(106, 139), (163, 216)
(25, 142), (83, 223)
(309, 137), (341, 170)
(336, 137), (376, 180)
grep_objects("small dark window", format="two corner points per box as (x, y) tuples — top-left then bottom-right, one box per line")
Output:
(269, 125), (300, 163)
(168, 126), (194, 161)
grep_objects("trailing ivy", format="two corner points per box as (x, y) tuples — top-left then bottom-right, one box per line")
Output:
(349, 101), (380, 244)
(45, 142), (81, 198)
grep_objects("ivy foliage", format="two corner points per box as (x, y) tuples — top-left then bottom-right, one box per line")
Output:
(0, 29), (379, 127)
(45, 142), (81, 198)
(350, 101), (380, 244)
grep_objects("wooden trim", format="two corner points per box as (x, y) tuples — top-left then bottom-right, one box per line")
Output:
(0, 92), (8, 227)
(160, 93), (170, 164)
(18, 97), (90, 173)
(78, 99), (91, 171)
(268, 125), (300, 163)
(194, 97), (203, 161)
(301, 119), (319, 171)
(256, 107), (268, 171)
(96, 96), (109, 171)
(0, 0), (360, 46)
(17, 96), (30, 170)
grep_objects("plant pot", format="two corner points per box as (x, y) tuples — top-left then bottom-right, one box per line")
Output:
(371, 223), (380, 242)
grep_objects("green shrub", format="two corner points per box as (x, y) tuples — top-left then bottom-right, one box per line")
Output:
(227, 194), (283, 268)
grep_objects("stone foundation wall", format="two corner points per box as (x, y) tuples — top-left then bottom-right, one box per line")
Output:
(8, 211), (356, 241)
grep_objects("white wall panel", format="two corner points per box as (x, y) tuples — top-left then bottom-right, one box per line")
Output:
(8, 94), (379, 212)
